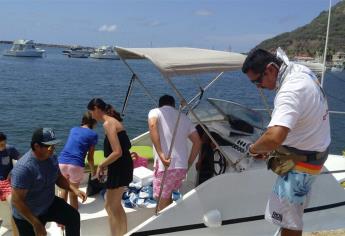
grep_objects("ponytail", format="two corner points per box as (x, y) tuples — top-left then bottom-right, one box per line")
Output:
(105, 104), (123, 122)
(87, 97), (123, 122)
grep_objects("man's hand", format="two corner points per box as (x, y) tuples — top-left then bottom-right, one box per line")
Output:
(74, 189), (87, 203)
(32, 220), (47, 236)
(248, 144), (268, 160)
(159, 153), (171, 168)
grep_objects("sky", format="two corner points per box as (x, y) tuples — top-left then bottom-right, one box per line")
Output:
(0, 0), (341, 52)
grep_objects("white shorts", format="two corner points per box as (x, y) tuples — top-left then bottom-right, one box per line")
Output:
(265, 170), (316, 230)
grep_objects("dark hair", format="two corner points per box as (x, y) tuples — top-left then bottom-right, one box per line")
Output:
(195, 124), (212, 144)
(195, 124), (206, 138)
(81, 111), (97, 128)
(87, 98), (123, 122)
(0, 132), (7, 142)
(242, 48), (282, 74)
(159, 95), (175, 108)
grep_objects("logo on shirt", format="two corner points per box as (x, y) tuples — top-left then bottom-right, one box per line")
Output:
(272, 211), (283, 222)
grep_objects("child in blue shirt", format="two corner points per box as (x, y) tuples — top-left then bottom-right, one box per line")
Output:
(58, 112), (98, 209)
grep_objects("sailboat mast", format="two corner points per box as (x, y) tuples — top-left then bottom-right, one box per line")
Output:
(321, 0), (332, 87)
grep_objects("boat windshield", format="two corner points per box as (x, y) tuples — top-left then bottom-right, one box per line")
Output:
(190, 98), (264, 131)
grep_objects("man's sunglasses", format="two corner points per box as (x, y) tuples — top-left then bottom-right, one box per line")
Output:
(250, 62), (279, 85)
(251, 71), (264, 85)
(39, 143), (55, 151)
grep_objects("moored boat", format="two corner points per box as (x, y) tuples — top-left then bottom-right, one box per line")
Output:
(3, 40), (45, 57)
(89, 46), (119, 60)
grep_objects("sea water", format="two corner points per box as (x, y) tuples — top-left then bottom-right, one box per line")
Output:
(0, 44), (344, 155)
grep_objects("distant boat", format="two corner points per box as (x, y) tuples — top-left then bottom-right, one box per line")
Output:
(331, 63), (344, 72)
(89, 46), (120, 60)
(63, 46), (90, 58)
(3, 39), (45, 57)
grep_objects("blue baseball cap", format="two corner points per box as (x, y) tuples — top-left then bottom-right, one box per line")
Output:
(32, 128), (61, 145)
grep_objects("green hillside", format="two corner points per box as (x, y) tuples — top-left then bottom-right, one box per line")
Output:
(256, 1), (345, 57)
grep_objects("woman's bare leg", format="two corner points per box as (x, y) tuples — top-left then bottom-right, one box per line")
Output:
(105, 187), (127, 236)
(68, 182), (80, 210)
(59, 188), (68, 202)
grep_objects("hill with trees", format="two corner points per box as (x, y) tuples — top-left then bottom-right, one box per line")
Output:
(256, 1), (345, 57)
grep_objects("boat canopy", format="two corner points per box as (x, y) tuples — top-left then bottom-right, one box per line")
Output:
(13, 39), (34, 45)
(115, 47), (246, 77)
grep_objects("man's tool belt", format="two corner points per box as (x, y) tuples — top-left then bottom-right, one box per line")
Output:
(266, 146), (326, 176)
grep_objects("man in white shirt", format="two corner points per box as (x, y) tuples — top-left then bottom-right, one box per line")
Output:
(242, 48), (330, 236)
(148, 95), (201, 211)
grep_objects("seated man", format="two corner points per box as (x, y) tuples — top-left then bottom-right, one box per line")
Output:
(0, 132), (20, 235)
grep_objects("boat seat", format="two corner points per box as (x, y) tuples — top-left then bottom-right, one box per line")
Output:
(84, 150), (106, 172)
(130, 146), (154, 161)
(85, 146), (154, 170)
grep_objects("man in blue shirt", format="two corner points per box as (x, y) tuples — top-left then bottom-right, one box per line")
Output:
(11, 128), (87, 236)
(0, 132), (20, 235)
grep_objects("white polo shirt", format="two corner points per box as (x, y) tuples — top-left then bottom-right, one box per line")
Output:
(148, 106), (196, 171)
(268, 62), (331, 152)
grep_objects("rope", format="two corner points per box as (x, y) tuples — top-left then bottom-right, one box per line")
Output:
(320, 169), (345, 175)
(155, 104), (183, 215)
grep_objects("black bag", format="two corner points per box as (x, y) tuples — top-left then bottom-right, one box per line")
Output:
(86, 174), (105, 196)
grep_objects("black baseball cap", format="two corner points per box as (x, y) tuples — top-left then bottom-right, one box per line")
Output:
(31, 128), (61, 145)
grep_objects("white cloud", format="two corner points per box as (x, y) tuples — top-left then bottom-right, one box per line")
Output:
(149, 21), (161, 27)
(195, 10), (213, 16)
(98, 24), (117, 32)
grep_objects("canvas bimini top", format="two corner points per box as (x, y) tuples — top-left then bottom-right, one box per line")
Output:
(115, 47), (246, 77)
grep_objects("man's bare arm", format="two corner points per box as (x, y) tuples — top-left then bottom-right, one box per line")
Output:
(148, 117), (170, 167)
(250, 125), (289, 154)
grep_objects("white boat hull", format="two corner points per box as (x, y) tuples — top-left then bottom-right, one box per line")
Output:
(89, 53), (120, 60)
(127, 164), (345, 236)
(3, 50), (44, 57)
(68, 52), (89, 58)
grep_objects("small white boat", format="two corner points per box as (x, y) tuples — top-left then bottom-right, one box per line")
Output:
(63, 46), (90, 58)
(90, 46), (120, 60)
(3, 40), (45, 57)
(331, 64), (344, 72)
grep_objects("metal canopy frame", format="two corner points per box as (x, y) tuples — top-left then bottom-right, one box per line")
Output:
(116, 47), (247, 171)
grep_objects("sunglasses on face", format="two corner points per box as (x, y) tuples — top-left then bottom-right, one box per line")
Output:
(39, 143), (55, 151)
(251, 71), (264, 85)
(250, 62), (279, 85)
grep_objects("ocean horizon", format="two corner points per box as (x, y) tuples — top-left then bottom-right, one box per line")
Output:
(0, 43), (344, 156)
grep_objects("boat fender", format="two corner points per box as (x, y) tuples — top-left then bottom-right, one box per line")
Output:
(203, 209), (222, 227)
